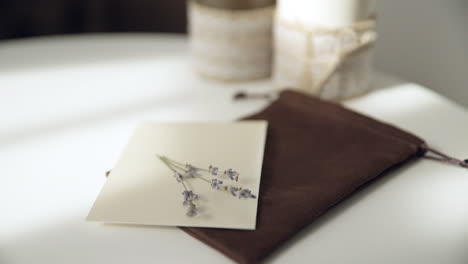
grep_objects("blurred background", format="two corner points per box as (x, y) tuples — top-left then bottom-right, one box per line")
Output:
(0, 0), (467, 106)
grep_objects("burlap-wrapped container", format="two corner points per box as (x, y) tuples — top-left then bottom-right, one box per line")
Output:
(273, 0), (377, 100)
(188, 0), (275, 82)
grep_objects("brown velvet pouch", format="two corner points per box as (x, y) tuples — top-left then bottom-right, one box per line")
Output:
(179, 90), (428, 263)
(100, 90), (465, 263)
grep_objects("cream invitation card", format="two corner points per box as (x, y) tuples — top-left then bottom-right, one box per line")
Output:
(87, 121), (267, 230)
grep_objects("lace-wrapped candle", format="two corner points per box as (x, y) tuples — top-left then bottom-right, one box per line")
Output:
(189, 0), (275, 81)
(273, 0), (377, 100)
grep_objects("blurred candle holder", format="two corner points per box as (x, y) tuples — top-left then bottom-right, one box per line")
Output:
(273, 0), (377, 100)
(188, 0), (275, 82)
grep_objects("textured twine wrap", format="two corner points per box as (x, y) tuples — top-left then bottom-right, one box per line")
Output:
(189, 1), (275, 82)
(273, 15), (377, 100)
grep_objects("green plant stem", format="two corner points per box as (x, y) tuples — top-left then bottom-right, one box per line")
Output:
(196, 175), (211, 183)
(180, 180), (189, 191)
(157, 155), (190, 191)
(164, 156), (210, 173)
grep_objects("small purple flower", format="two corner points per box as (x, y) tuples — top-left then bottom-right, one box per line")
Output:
(174, 171), (183, 182)
(238, 188), (256, 199)
(211, 179), (223, 190)
(224, 168), (239, 182)
(186, 203), (197, 217)
(185, 164), (198, 177)
(182, 190), (198, 205)
(229, 186), (239, 197)
(209, 165), (219, 176)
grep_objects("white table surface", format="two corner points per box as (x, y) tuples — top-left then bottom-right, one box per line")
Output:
(0, 34), (467, 264)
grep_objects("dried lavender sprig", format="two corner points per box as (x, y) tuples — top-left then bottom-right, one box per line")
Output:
(161, 157), (189, 173)
(162, 156), (185, 167)
(158, 156), (186, 173)
(208, 180), (256, 200)
(162, 156), (241, 183)
(157, 155), (189, 191)
(170, 158), (212, 175)
(157, 155), (257, 218)
(157, 155), (199, 217)
(162, 157), (225, 178)
(157, 155), (176, 172)
(160, 156), (253, 197)
(163, 157), (208, 173)
(158, 155), (200, 182)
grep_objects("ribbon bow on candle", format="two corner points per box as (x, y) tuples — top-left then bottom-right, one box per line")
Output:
(275, 16), (377, 98)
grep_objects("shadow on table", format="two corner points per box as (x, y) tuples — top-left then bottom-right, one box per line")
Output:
(0, 33), (186, 73)
(0, 74), (404, 148)
(0, 95), (168, 147)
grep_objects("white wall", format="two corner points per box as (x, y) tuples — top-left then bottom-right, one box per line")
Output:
(375, 0), (468, 107)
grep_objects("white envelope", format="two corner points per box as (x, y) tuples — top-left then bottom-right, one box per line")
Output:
(87, 121), (268, 230)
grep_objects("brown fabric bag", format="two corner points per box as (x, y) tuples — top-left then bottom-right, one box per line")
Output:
(180, 90), (428, 263)
(101, 90), (465, 263)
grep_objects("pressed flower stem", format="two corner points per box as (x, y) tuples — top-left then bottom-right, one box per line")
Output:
(164, 157), (187, 168)
(164, 156), (210, 173)
(158, 157), (177, 172)
(169, 162), (188, 172)
(157, 155), (190, 191)
(160, 156), (214, 179)
(196, 175), (211, 183)
(159, 156), (187, 172)
(180, 180), (189, 191)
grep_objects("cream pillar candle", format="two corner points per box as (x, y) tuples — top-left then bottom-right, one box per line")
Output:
(274, 0), (377, 100)
(189, 0), (275, 82)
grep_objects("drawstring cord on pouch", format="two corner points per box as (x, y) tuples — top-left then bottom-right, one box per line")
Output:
(233, 91), (278, 101)
(421, 143), (468, 169)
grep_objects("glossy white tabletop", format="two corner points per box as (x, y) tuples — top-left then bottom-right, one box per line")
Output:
(0, 34), (467, 264)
